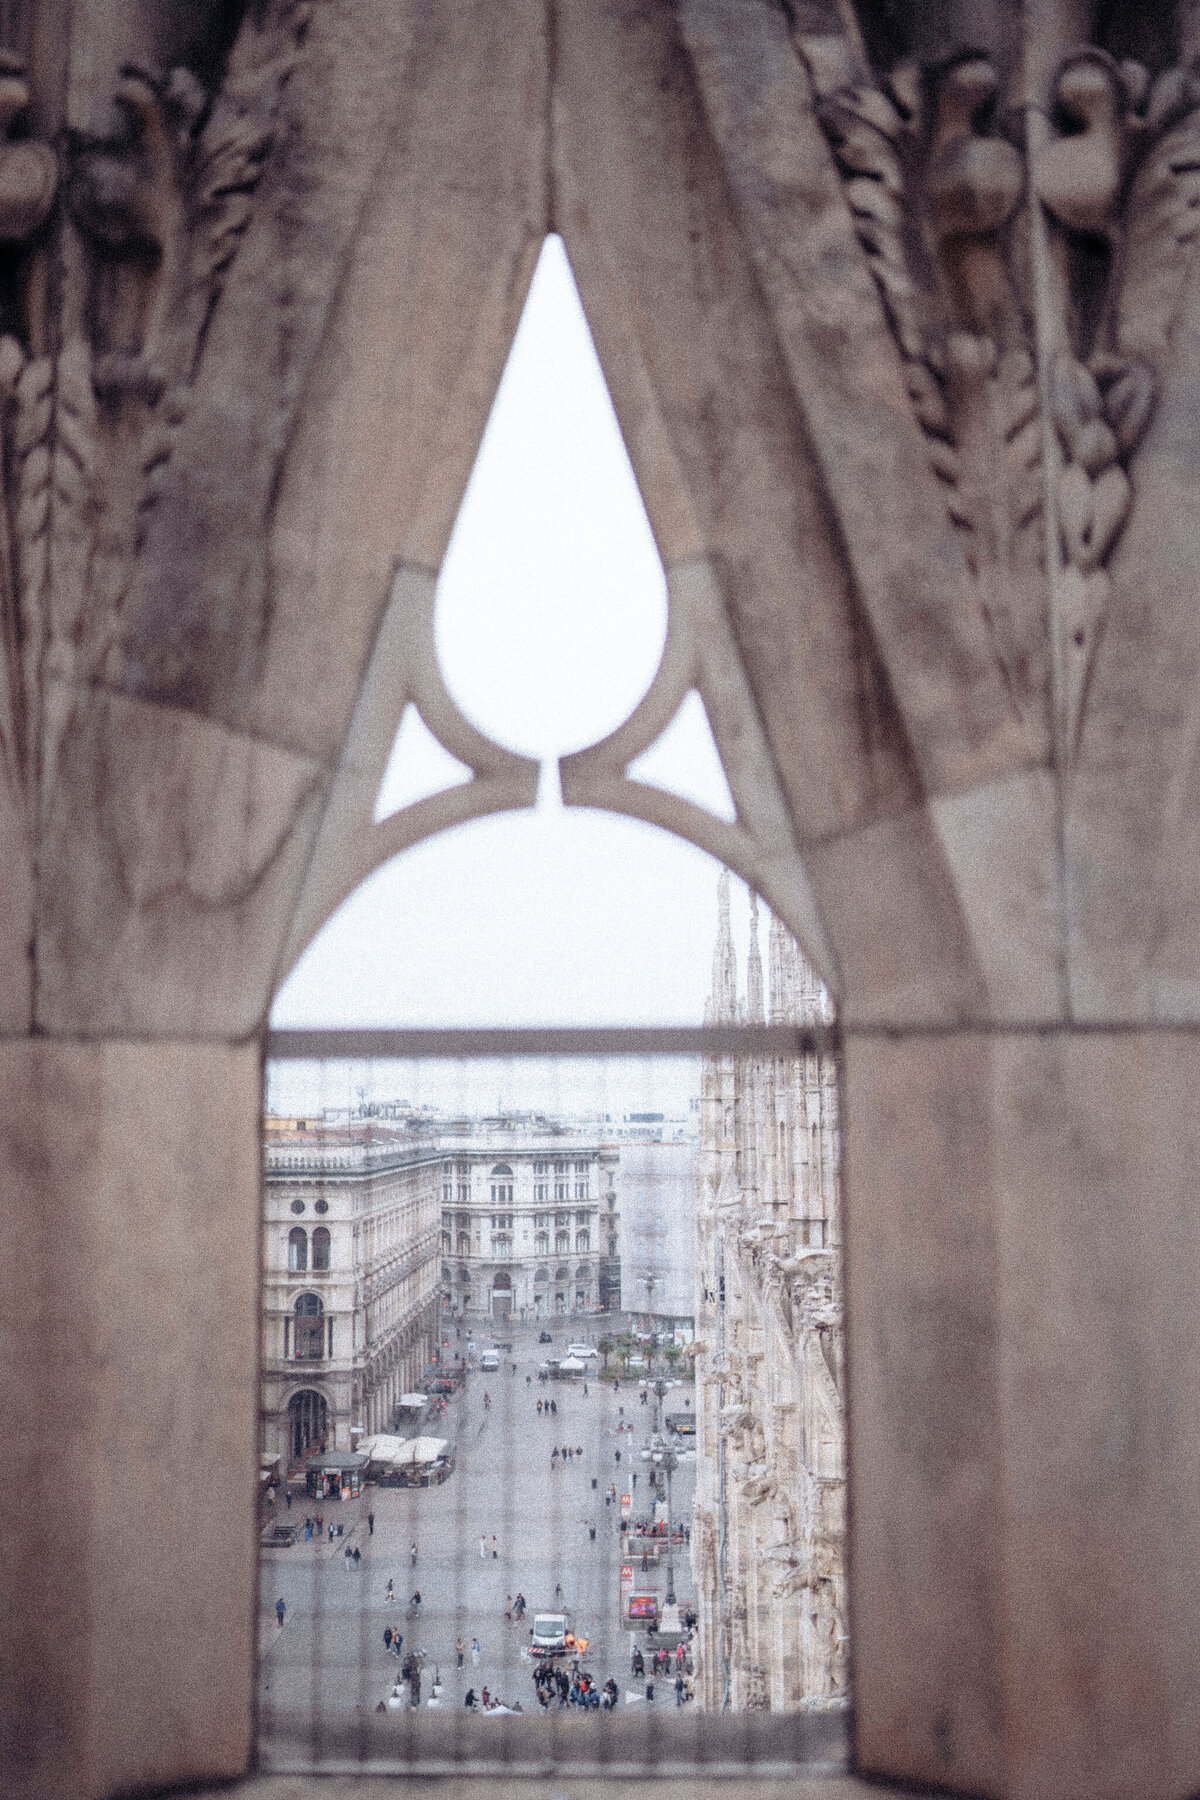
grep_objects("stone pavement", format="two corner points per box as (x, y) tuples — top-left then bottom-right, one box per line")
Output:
(258, 1323), (698, 1746)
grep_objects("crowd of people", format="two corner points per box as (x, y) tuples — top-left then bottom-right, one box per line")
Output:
(531, 1661), (618, 1711)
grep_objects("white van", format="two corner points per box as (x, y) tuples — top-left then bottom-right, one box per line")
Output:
(480, 1351), (500, 1371)
(566, 1343), (599, 1360)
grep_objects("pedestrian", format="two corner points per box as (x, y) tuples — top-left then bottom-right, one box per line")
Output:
(589, 1524), (596, 1541)
(615, 1449), (621, 1463)
(464, 1689), (476, 1709)
(328, 1522), (335, 1544)
(537, 1400), (542, 1415)
(491, 1534), (498, 1558)
(483, 1390), (490, 1409)
(584, 1382), (588, 1396)
(576, 1445), (582, 1458)
(275, 1597), (286, 1627)
(410, 1541), (418, 1566)
(505, 1595), (512, 1623)
(344, 1543), (353, 1571)
(479, 1534), (486, 1559)
(386, 1578), (395, 1603)
(353, 1546), (361, 1568)
(368, 1512), (374, 1535)
(472, 1638), (481, 1667)
(632, 1471), (637, 1490)
(592, 1476), (597, 1489)
(675, 1673), (685, 1707)
(285, 1489), (292, 1510)
(383, 1626), (393, 1651)
(456, 1637), (465, 1670)
(605, 1490), (611, 1508)
(526, 1374), (531, 1387)
(646, 1679), (654, 1703)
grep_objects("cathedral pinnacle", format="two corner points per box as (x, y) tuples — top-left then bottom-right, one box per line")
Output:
(747, 891), (764, 1023)
(710, 868), (739, 1023)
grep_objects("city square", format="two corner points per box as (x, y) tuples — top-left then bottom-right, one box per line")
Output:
(259, 1323), (698, 1748)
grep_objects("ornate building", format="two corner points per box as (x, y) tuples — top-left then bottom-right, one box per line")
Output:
(439, 1135), (620, 1320)
(261, 1117), (442, 1460)
(692, 873), (847, 1711)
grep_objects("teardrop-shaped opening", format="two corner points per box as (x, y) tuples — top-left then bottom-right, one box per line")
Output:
(434, 236), (668, 763)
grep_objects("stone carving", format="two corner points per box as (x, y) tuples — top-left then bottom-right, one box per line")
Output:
(804, 43), (1045, 729)
(0, 51), (56, 794)
(41, 0), (312, 704)
(1034, 49), (1200, 752)
(801, 19), (1200, 761)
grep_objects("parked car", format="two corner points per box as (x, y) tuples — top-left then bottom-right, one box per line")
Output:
(480, 1351), (500, 1371)
(566, 1343), (599, 1360)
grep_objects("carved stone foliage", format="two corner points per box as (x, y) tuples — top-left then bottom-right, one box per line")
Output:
(0, 48), (56, 799)
(797, 14), (1200, 764)
(13, 1), (312, 774)
(800, 39), (1045, 736)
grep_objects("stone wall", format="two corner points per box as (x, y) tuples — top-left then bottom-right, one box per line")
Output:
(5, 3), (1200, 1797)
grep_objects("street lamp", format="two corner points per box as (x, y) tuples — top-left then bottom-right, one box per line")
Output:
(642, 1429), (679, 1608)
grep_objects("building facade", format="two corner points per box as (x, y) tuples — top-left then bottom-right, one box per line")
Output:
(261, 1118), (442, 1461)
(691, 874), (847, 1711)
(438, 1135), (620, 1320)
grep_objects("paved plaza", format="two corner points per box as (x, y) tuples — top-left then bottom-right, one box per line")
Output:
(258, 1324), (697, 1731)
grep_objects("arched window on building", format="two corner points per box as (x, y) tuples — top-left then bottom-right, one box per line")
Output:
(575, 1230), (590, 1252)
(457, 1232), (470, 1257)
(287, 1389), (327, 1461)
(294, 1293), (324, 1360)
(287, 1226), (307, 1272)
(535, 1230), (549, 1255)
(311, 1226), (331, 1271)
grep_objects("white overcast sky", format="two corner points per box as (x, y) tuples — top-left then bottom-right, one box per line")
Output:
(269, 237), (762, 1115)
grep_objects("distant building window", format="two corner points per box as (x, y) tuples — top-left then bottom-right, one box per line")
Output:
(575, 1181), (589, 1199)
(312, 1227), (331, 1271)
(534, 1161), (549, 1175)
(457, 1234), (470, 1257)
(609, 1236), (618, 1258)
(293, 1292), (324, 1360)
(574, 1160), (589, 1173)
(576, 1232), (590, 1252)
(535, 1182), (549, 1201)
(555, 1212), (570, 1227)
(290, 1199), (305, 1216)
(535, 1232), (549, 1254)
(314, 1199), (329, 1215)
(287, 1227), (307, 1272)
(556, 1232), (569, 1254)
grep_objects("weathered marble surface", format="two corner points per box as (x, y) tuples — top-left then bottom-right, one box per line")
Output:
(5, 1), (1200, 1798)
(2, 1042), (262, 1800)
(846, 1029), (1200, 1800)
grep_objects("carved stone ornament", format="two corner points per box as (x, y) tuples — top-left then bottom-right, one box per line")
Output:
(797, 14), (1200, 765)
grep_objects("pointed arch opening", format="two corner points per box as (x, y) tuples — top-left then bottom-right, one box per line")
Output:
(258, 230), (847, 1769)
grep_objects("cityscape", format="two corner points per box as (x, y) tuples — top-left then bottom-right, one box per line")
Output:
(258, 875), (846, 1747)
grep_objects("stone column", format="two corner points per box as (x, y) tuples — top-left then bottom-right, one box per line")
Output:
(2, 1041), (262, 1800)
(846, 1029), (1200, 1800)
